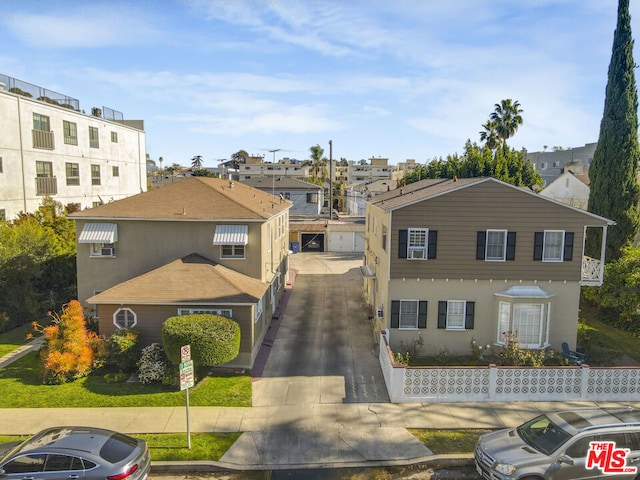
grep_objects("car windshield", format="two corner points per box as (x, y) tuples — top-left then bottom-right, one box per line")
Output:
(517, 414), (572, 455)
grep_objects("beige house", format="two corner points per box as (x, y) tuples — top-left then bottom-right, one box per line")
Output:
(70, 177), (291, 369)
(363, 177), (613, 357)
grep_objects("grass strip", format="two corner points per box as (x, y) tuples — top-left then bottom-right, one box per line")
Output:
(0, 433), (240, 462)
(408, 429), (492, 454)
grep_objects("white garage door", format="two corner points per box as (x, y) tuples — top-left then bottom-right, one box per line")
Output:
(354, 232), (365, 252)
(329, 232), (354, 252)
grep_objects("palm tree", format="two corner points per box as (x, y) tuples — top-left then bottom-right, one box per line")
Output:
(191, 155), (203, 170)
(479, 120), (501, 150)
(309, 145), (328, 184)
(489, 99), (523, 145)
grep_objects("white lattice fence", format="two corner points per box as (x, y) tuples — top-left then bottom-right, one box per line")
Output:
(379, 333), (640, 403)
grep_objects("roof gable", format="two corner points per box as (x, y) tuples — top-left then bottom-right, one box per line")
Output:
(87, 253), (269, 305)
(70, 177), (290, 221)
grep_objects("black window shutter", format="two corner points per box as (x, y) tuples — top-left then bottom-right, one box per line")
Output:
(476, 231), (486, 260)
(398, 230), (408, 259)
(437, 301), (447, 329)
(506, 232), (517, 261)
(564, 232), (574, 261)
(465, 302), (475, 329)
(418, 301), (427, 328)
(428, 231), (438, 259)
(391, 301), (400, 328)
(533, 232), (544, 261)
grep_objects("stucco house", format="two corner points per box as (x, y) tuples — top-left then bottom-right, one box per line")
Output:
(70, 177), (291, 369)
(240, 176), (324, 216)
(362, 177), (613, 357)
(540, 171), (590, 210)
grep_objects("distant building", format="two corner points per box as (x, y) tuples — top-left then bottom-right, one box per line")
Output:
(524, 143), (597, 186)
(0, 73), (146, 221)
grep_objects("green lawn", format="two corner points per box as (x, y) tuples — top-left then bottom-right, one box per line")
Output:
(0, 433), (241, 462)
(0, 353), (251, 408)
(409, 429), (491, 454)
(0, 324), (38, 358)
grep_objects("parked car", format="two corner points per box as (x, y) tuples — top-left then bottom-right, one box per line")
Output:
(0, 426), (151, 480)
(474, 406), (640, 479)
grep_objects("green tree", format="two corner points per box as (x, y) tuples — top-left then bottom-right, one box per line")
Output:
(191, 155), (203, 170)
(489, 99), (523, 147)
(309, 145), (328, 185)
(583, 246), (640, 333)
(587, 0), (640, 261)
(479, 119), (501, 150)
(230, 150), (249, 167)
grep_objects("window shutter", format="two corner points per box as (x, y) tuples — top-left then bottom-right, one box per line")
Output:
(506, 232), (517, 261)
(533, 232), (544, 261)
(398, 230), (408, 259)
(418, 301), (427, 328)
(476, 231), (486, 260)
(391, 301), (400, 328)
(427, 230), (438, 259)
(563, 232), (574, 261)
(465, 302), (475, 329)
(437, 301), (447, 329)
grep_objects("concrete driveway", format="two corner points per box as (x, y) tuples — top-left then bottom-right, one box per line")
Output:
(253, 252), (389, 406)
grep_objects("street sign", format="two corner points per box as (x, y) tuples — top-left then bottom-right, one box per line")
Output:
(179, 360), (195, 390)
(180, 345), (191, 363)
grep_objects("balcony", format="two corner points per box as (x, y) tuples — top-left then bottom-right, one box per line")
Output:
(32, 129), (55, 150)
(581, 255), (604, 286)
(35, 177), (58, 196)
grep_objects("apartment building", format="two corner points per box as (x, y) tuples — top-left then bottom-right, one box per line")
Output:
(0, 74), (146, 221)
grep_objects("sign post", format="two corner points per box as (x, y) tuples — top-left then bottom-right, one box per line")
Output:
(179, 345), (194, 449)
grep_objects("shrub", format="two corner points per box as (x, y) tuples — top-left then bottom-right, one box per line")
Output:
(162, 314), (240, 366)
(0, 312), (9, 333)
(36, 300), (100, 384)
(104, 372), (128, 383)
(108, 329), (140, 372)
(137, 343), (170, 384)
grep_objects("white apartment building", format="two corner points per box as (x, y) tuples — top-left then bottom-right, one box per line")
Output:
(0, 74), (146, 221)
(348, 157), (392, 185)
(239, 156), (310, 179)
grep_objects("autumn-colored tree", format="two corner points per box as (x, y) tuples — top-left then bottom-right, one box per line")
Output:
(36, 300), (101, 384)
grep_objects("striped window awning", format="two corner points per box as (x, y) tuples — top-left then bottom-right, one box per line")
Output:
(213, 224), (248, 245)
(78, 223), (118, 244)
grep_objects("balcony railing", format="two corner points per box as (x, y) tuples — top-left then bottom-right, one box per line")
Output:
(581, 255), (604, 286)
(32, 129), (55, 150)
(35, 177), (58, 196)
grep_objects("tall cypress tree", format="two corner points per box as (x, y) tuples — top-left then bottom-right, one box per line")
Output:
(587, 0), (640, 261)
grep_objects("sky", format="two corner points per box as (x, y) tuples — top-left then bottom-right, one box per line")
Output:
(1, 0), (638, 168)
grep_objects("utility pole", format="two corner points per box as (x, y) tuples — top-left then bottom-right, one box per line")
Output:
(329, 140), (333, 220)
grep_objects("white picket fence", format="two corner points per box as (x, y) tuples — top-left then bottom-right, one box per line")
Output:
(379, 333), (640, 403)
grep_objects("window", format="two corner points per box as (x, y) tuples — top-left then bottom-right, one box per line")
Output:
(382, 225), (387, 251)
(307, 192), (318, 203)
(91, 164), (101, 185)
(534, 231), (573, 262)
(540, 162), (547, 169)
(90, 243), (115, 257)
(553, 161), (560, 168)
(111, 131), (118, 143)
(255, 298), (263, 323)
(65, 163), (79, 186)
(477, 230), (516, 261)
(36, 161), (53, 178)
(398, 229), (437, 259)
(33, 113), (50, 132)
(497, 301), (548, 348)
(390, 300), (427, 329)
(221, 244), (245, 258)
(112, 166), (119, 177)
(63, 121), (78, 145)
(178, 308), (232, 317)
(89, 126), (99, 148)
(408, 228), (427, 259)
(92, 201), (101, 208)
(113, 308), (136, 329)
(438, 301), (475, 330)
(45, 455), (84, 472)
(3, 454), (47, 474)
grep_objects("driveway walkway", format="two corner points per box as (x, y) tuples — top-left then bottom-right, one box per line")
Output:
(252, 252), (389, 406)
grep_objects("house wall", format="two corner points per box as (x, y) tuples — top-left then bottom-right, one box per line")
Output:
(387, 181), (602, 280)
(96, 303), (257, 368)
(385, 278), (579, 355)
(76, 214), (288, 304)
(0, 89), (146, 220)
(540, 173), (590, 210)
